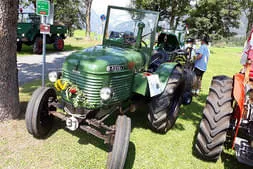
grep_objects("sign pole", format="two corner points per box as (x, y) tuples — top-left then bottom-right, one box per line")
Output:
(36, 0), (50, 87)
(100, 14), (106, 41)
(42, 16), (47, 87)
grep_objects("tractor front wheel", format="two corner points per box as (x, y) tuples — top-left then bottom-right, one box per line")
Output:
(147, 66), (183, 133)
(53, 37), (64, 51)
(195, 76), (233, 161)
(25, 87), (57, 138)
(107, 115), (131, 169)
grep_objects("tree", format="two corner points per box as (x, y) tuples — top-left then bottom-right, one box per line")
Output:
(241, 0), (253, 36)
(84, 0), (93, 37)
(186, 0), (241, 39)
(0, 0), (20, 120)
(134, 0), (192, 29)
(54, 0), (82, 36)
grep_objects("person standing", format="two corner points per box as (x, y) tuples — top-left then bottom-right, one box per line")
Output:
(193, 37), (210, 95)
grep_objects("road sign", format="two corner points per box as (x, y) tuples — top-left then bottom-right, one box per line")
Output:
(36, 0), (50, 16)
(100, 14), (106, 22)
(40, 24), (50, 34)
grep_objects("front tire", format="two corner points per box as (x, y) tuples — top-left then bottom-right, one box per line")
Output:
(53, 37), (64, 51)
(107, 115), (131, 169)
(195, 76), (233, 160)
(147, 66), (183, 133)
(25, 87), (56, 138)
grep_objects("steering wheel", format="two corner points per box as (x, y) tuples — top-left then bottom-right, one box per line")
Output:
(149, 53), (165, 71)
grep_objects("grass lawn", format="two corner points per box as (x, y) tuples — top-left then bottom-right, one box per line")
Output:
(17, 30), (100, 56)
(1, 47), (253, 169)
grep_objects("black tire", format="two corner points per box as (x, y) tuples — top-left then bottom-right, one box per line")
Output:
(25, 87), (56, 138)
(33, 36), (42, 54)
(107, 115), (131, 169)
(147, 66), (183, 133)
(17, 41), (22, 52)
(53, 37), (64, 51)
(195, 76), (233, 161)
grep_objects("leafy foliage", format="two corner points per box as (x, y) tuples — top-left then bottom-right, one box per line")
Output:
(133, 0), (242, 40)
(134, 0), (192, 29)
(240, 0), (253, 35)
(186, 0), (241, 40)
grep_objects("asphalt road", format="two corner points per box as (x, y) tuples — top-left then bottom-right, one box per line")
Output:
(17, 51), (74, 85)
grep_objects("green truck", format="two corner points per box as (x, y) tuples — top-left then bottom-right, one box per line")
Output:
(25, 6), (195, 169)
(17, 13), (67, 54)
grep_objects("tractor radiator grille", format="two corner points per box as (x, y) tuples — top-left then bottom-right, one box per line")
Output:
(62, 70), (132, 108)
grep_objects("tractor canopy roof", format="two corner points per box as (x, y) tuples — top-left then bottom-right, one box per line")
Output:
(103, 6), (159, 52)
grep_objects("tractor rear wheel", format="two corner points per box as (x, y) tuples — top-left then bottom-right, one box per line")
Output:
(195, 76), (233, 161)
(147, 66), (183, 133)
(25, 87), (57, 138)
(107, 115), (131, 169)
(33, 36), (42, 54)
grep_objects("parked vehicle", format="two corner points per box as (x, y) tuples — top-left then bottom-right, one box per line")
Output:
(25, 6), (194, 169)
(17, 13), (67, 54)
(195, 28), (253, 167)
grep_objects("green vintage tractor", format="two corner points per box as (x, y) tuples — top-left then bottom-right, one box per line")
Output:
(17, 13), (67, 54)
(25, 6), (194, 169)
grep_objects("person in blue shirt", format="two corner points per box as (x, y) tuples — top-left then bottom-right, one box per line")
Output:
(193, 37), (210, 95)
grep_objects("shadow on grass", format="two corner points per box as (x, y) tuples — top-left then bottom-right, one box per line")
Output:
(63, 126), (136, 169)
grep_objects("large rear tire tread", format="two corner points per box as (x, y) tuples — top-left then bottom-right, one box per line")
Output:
(25, 87), (56, 138)
(195, 75), (233, 161)
(148, 66), (183, 133)
(107, 115), (131, 169)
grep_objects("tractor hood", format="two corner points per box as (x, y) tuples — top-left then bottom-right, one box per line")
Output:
(62, 45), (146, 74)
(17, 23), (34, 37)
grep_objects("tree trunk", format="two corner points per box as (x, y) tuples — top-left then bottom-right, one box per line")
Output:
(85, 0), (93, 38)
(247, 10), (253, 36)
(169, 1), (177, 29)
(0, 0), (20, 120)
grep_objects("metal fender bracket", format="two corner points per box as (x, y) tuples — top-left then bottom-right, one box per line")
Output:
(234, 137), (253, 166)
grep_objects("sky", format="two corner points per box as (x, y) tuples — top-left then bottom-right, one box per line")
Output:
(90, 0), (131, 33)
(91, 0), (130, 15)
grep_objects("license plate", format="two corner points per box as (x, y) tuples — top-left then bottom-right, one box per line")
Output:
(66, 116), (79, 131)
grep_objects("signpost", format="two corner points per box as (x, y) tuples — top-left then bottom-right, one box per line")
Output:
(36, 0), (50, 87)
(100, 14), (106, 41)
(36, 0), (50, 16)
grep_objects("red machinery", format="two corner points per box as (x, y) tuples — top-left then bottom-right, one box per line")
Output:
(195, 28), (253, 166)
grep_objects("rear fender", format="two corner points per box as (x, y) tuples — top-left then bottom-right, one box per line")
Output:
(132, 62), (179, 97)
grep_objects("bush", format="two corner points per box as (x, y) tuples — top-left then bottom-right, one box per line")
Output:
(212, 36), (246, 47)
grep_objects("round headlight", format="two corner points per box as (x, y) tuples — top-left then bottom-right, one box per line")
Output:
(22, 33), (25, 37)
(100, 87), (112, 101)
(48, 71), (58, 82)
